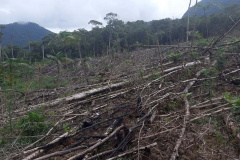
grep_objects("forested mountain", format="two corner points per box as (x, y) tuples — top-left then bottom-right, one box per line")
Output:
(0, 22), (52, 47)
(183, 0), (240, 17)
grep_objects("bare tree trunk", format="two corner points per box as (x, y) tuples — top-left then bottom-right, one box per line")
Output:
(193, 0), (198, 32)
(94, 34), (96, 57)
(0, 43), (2, 61)
(28, 31), (31, 62)
(11, 35), (14, 58)
(108, 36), (111, 55)
(42, 45), (45, 60)
(28, 31), (31, 53)
(107, 45), (109, 55)
(186, 0), (192, 42)
(156, 38), (164, 74)
(204, 8), (209, 38)
(78, 41), (82, 59)
(11, 47), (14, 58)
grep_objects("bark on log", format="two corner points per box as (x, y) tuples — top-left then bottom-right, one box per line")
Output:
(16, 82), (127, 113)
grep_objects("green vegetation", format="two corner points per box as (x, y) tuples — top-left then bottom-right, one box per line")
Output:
(0, 109), (51, 144)
(0, 57), (68, 92)
(202, 68), (218, 96)
(216, 52), (226, 71)
(0, 2), (239, 159)
(224, 92), (240, 123)
(170, 53), (182, 63)
(0, 4), (240, 62)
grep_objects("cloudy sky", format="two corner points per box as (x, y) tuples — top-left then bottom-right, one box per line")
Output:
(0, 0), (198, 33)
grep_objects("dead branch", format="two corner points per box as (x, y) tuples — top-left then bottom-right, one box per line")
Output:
(169, 98), (189, 160)
(85, 149), (115, 160)
(191, 102), (223, 110)
(16, 81), (127, 114)
(34, 143), (93, 160)
(170, 69), (204, 160)
(67, 125), (124, 160)
(213, 19), (240, 46)
(23, 132), (69, 160)
(106, 142), (158, 160)
(15, 60), (202, 116)
(190, 106), (230, 122)
(222, 113), (240, 139)
(24, 117), (64, 152)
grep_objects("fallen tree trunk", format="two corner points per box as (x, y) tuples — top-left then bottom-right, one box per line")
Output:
(16, 60), (202, 114)
(16, 82), (127, 113)
(170, 69), (204, 160)
(143, 60), (201, 79)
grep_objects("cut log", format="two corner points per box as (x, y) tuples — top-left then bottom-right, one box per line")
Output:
(16, 82), (127, 113)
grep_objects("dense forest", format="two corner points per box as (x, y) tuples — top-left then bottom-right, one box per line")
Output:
(0, 1), (240, 160)
(0, 4), (240, 62)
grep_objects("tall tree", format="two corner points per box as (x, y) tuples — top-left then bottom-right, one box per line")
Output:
(88, 20), (102, 28)
(70, 31), (82, 59)
(28, 30), (31, 61)
(197, 3), (209, 38)
(104, 12), (118, 55)
(88, 20), (102, 57)
(10, 35), (14, 58)
(49, 31), (72, 58)
(187, 0), (192, 42)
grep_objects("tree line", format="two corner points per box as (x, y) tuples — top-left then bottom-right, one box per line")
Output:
(0, 4), (239, 62)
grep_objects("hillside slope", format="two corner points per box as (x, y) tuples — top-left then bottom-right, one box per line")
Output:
(1, 22), (52, 47)
(182, 0), (240, 17)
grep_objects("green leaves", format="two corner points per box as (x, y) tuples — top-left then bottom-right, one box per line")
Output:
(15, 110), (51, 141)
(235, 99), (240, 106)
(170, 53), (182, 63)
(88, 20), (103, 27)
(190, 31), (202, 39)
(63, 123), (72, 132)
(223, 92), (240, 105)
(223, 92), (240, 123)
(185, 93), (192, 98)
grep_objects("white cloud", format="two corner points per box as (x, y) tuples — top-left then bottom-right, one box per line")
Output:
(0, 8), (11, 15)
(17, 21), (29, 25)
(0, 0), (199, 33)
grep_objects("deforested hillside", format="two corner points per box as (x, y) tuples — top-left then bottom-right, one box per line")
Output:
(0, 19), (240, 159)
(1, 1), (240, 160)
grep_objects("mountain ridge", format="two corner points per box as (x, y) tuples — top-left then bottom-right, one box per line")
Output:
(1, 22), (52, 47)
(182, 0), (240, 17)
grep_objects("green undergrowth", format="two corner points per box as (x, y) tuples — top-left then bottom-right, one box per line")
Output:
(224, 92), (240, 123)
(1, 76), (68, 93)
(0, 107), (52, 146)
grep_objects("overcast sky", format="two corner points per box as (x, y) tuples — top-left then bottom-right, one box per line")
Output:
(0, 0), (199, 33)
